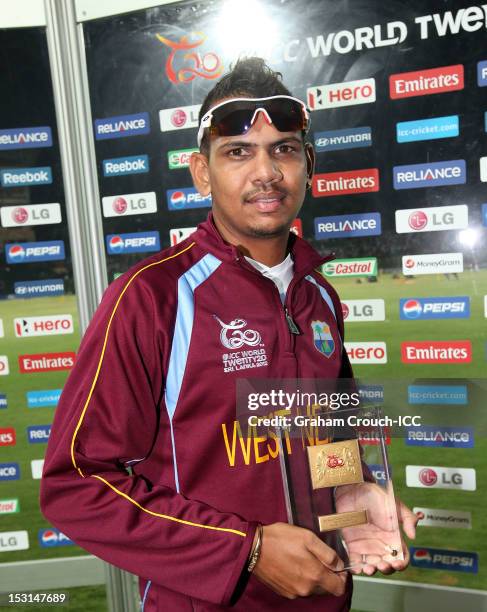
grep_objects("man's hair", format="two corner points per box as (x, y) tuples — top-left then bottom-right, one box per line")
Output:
(198, 57), (293, 155)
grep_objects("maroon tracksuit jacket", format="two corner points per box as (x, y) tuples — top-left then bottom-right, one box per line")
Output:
(40, 214), (354, 611)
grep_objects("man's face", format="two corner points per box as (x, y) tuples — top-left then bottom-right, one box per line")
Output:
(190, 109), (314, 243)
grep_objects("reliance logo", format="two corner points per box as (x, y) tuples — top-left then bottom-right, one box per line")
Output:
(315, 213), (381, 239)
(19, 352), (75, 373)
(390, 64), (464, 99)
(313, 169), (379, 197)
(393, 160), (466, 189)
(401, 341), (471, 363)
(406, 426), (473, 448)
(94, 112), (150, 140)
(169, 227), (196, 246)
(395, 205), (468, 233)
(0, 126), (52, 150)
(307, 78), (376, 110)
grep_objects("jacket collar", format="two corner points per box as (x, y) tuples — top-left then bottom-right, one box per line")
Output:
(193, 212), (334, 276)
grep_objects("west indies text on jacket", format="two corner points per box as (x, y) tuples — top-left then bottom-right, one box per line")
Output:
(41, 214), (354, 611)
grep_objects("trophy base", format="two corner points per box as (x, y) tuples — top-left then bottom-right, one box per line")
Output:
(318, 509), (368, 532)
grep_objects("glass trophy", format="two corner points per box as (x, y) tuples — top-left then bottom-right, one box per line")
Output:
(277, 405), (404, 571)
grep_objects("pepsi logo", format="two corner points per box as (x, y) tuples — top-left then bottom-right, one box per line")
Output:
(41, 529), (58, 544)
(413, 549), (432, 563)
(408, 210), (428, 230)
(171, 109), (187, 128)
(7, 245), (25, 261)
(13, 207), (28, 224)
(402, 299), (422, 319)
(112, 197), (128, 214)
(404, 258), (415, 269)
(341, 303), (350, 319)
(109, 236), (124, 251)
(170, 191), (186, 209)
(419, 468), (437, 486)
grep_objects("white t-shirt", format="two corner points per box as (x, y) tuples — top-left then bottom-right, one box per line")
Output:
(244, 253), (294, 304)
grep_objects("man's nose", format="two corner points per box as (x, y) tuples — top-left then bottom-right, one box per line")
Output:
(251, 149), (283, 186)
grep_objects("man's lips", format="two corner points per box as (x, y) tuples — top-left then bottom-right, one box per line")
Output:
(245, 192), (286, 212)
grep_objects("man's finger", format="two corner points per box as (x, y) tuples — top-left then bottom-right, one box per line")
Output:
(398, 501), (420, 539)
(306, 537), (345, 572)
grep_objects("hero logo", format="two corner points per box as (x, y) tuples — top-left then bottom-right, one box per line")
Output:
(401, 341), (471, 363)
(396, 205), (468, 233)
(400, 297), (469, 320)
(390, 65), (464, 99)
(0, 428), (15, 446)
(1, 203), (62, 228)
(167, 188), (212, 210)
(169, 227), (196, 246)
(307, 78), (376, 110)
(406, 465), (476, 491)
(0, 356), (9, 376)
(393, 160), (466, 189)
(102, 192), (157, 218)
(159, 104), (200, 132)
(345, 342), (387, 364)
(14, 315), (73, 338)
(6, 241), (65, 264)
(18, 352), (75, 373)
(313, 169), (379, 197)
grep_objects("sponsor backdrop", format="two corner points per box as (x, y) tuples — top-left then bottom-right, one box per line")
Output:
(1, 0), (486, 595)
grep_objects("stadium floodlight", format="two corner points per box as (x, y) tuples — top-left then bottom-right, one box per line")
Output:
(458, 228), (480, 248)
(216, 0), (278, 58)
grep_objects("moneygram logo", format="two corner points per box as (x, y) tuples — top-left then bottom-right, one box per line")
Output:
(0, 531), (29, 552)
(396, 115), (459, 143)
(18, 352), (75, 374)
(400, 297), (469, 320)
(169, 227), (197, 246)
(413, 507), (472, 529)
(0, 356), (9, 376)
(406, 426), (473, 448)
(27, 389), (61, 408)
(314, 126), (372, 152)
(402, 253), (463, 276)
(167, 187), (212, 210)
(396, 205), (468, 233)
(102, 155), (149, 177)
(313, 168), (379, 197)
(408, 384), (468, 405)
(1, 203), (62, 228)
(159, 104), (200, 132)
(322, 258), (377, 278)
(6, 241), (65, 264)
(106, 232), (160, 255)
(38, 528), (74, 548)
(401, 341), (471, 364)
(345, 342), (387, 364)
(0, 428), (15, 446)
(14, 315), (73, 338)
(94, 112), (150, 140)
(0, 126), (52, 150)
(315, 213), (381, 239)
(341, 299), (385, 322)
(14, 279), (64, 299)
(102, 192), (157, 218)
(0, 166), (52, 187)
(389, 64), (464, 99)
(307, 78), (376, 109)
(168, 148), (198, 169)
(393, 160), (466, 189)
(410, 547), (477, 573)
(406, 465), (476, 491)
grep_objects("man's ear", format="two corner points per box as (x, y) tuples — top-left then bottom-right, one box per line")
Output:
(189, 152), (211, 197)
(304, 141), (315, 189)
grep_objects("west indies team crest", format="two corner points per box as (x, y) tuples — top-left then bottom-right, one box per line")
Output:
(311, 320), (335, 358)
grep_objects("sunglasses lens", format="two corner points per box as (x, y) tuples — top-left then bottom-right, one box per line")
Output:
(208, 97), (307, 139)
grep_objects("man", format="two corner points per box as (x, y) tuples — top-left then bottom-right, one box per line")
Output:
(41, 58), (417, 611)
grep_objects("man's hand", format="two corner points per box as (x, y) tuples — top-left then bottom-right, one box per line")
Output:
(252, 522), (348, 600)
(335, 482), (421, 576)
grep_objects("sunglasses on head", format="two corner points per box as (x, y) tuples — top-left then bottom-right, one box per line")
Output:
(197, 95), (310, 147)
